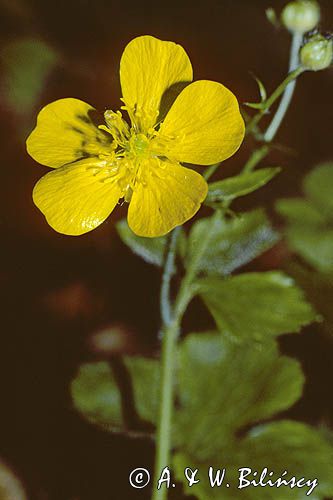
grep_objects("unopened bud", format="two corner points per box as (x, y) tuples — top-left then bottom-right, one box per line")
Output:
(281, 1), (320, 34)
(300, 34), (333, 71)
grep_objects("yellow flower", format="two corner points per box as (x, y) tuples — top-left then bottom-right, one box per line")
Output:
(27, 36), (245, 237)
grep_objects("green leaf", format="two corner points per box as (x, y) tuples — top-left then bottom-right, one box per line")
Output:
(198, 271), (318, 340)
(244, 101), (265, 110)
(1, 38), (58, 115)
(186, 209), (279, 277)
(251, 73), (267, 101)
(206, 167), (280, 204)
(276, 164), (333, 273)
(71, 362), (123, 431)
(286, 226), (333, 274)
(303, 162), (333, 219)
(116, 219), (167, 266)
(175, 333), (304, 459)
(276, 198), (327, 226)
(71, 356), (159, 432)
(173, 333), (333, 499)
(126, 356), (160, 425)
(287, 262), (333, 336)
(174, 421), (333, 499)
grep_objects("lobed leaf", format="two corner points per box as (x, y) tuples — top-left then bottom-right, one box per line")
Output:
(276, 163), (333, 273)
(303, 162), (333, 219)
(71, 356), (160, 432)
(174, 421), (333, 499)
(175, 332), (304, 459)
(198, 271), (318, 340)
(186, 209), (279, 277)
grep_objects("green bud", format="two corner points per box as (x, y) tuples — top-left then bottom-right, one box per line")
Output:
(281, 1), (320, 34)
(300, 34), (333, 71)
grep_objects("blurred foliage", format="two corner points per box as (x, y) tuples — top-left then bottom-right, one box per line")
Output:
(276, 163), (333, 275)
(0, 459), (27, 500)
(0, 38), (58, 116)
(276, 162), (333, 336)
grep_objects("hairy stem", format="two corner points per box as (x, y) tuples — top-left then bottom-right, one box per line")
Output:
(153, 228), (183, 500)
(152, 318), (179, 500)
(264, 32), (303, 142)
(244, 33), (304, 172)
(160, 228), (181, 327)
(152, 216), (207, 499)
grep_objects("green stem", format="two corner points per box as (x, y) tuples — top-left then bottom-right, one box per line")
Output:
(244, 33), (304, 172)
(153, 228), (185, 500)
(264, 32), (303, 142)
(152, 214), (211, 499)
(160, 228), (181, 327)
(246, 66), (303, 137)
(204, 163), (220, 181)
(152, 319), (179, 500)
(243, 144), (270, 173)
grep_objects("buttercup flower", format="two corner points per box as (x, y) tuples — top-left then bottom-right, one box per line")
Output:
(27, 36), (245, 237)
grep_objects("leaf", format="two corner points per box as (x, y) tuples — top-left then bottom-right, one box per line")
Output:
(71, 356), (159, 432)
(174, 421), (333, 499)
(276, 163), (333, 273)
(186, 209), (279, 277)
(1, 38), (58, 115)
(175, 333), (304, 459)
(126, 357), (160, 425)
(198, 271), (318, 340)
(244, 101), (265, 110)
(303, 162), (333, 219)
(287, 262), (333, 336)
(251, 73), (267, 101)
(276, 198), (327, 226)
(116, 219), (167, 266)
(71, 362), (123, 431)
(206, 167), (280, 204)
(285, 226), (333, 274)
(173, 333), (333, 499)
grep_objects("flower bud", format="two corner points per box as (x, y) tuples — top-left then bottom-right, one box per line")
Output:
(281, 1), (320, 34)
(300, 34), (333, 71)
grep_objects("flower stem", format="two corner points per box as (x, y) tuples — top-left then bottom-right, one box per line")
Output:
(152, 223), (200, 500)
(152, 228), (181, 500)
(244, 32), (304, 172)
(204, 163), (220, 181)
(160, 228), (181, 327)
(263, 32), (303, 142)
(152, 319), (179, 500)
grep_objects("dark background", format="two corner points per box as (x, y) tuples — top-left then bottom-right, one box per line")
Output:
(0, 0), (332, 498)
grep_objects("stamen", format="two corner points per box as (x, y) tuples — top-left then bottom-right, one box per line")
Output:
(104, 110), (130, 146)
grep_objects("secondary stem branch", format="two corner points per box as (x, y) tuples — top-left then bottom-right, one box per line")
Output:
(244, 33), (304, 172)
(264, 32), (303, 142)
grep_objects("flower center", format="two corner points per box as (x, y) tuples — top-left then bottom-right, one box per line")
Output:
(128, 133), (150, 158)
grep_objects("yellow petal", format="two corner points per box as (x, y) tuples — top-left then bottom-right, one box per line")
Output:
(159, 80), (245, 165)
(33, 158), (123, 235)
(120, 35), (193, 131)
(127, 159), (207, 237)
(27, 98), (112, 168)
